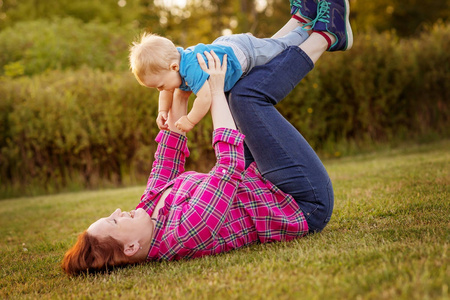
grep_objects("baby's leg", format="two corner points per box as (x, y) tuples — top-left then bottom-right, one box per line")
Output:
(213, 28), (309, 74)
(244, 28), (309, 70)
(272, 15), (306, 38)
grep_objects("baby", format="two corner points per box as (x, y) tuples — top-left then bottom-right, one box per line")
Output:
(129, 27), (309, 132)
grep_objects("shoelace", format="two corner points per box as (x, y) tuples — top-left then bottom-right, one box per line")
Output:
(290, 0), (303, 8)
(290, 0), (302, 14)
(302, 0), (330, 30)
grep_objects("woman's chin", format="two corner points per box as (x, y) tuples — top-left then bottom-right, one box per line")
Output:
(136, 208), (153, 224)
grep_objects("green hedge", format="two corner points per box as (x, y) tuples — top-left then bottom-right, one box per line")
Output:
(0, 69), (159, 197)
(0, 23), (449, 199)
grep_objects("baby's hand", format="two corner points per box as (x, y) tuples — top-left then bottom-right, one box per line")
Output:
(157, 111), (169, 130)
(175, 115), (195, 132)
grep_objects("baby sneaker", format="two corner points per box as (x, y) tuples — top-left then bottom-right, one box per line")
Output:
(311, 0), (354, 51)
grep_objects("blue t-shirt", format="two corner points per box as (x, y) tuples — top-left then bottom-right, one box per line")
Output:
(177, 44), (243, 94)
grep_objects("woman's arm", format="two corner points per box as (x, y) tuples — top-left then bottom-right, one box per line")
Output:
(166, 89), (191, 135)
(139, 89), (191, 203)
(198, 52), (237, 131)
(157, 90), (174, 130)
(148, 89), (191, 187)
(174, 85), (211, 132)
(139, 129), (190, 204)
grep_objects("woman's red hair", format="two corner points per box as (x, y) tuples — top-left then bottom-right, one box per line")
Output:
(61, 230), (128, 275)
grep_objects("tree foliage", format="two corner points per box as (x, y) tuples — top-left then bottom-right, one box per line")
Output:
(0, 18), (136, 77)
(350, 0), (450, 36)
(1, 0), (448, 36)
(0, 0), (142, 29)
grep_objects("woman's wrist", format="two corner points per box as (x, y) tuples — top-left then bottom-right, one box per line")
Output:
(210, 90), (236, 130)
(210, 91), (225, 98)
(166, 90), (189, 135)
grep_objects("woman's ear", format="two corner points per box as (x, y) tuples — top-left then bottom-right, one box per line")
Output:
(123, 242), (140, 257)
(169, 62), (179, 72)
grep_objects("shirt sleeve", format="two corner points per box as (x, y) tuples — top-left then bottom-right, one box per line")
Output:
(139, 130), (190, 205)
(162, 128), (246, 251)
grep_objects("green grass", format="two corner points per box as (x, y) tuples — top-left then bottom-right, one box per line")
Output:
(1, 140), (448, 299)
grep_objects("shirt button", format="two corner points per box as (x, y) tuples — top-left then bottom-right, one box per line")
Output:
(222, 169), (226, 174)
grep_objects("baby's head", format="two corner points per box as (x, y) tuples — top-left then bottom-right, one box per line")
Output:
(129, 33), (180, 88)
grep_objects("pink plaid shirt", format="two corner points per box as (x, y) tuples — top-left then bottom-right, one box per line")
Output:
(136, 128), (308, 261)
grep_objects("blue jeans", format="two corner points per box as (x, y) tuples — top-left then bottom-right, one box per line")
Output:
(228, 46), (334, 233)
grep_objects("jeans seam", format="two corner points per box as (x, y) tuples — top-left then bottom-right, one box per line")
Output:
(235, 49), (320, 206)
(244, 95), (319, 208)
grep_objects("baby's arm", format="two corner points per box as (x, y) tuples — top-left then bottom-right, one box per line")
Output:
(175, 83), (211, 132)
(157, 90), (174, 130)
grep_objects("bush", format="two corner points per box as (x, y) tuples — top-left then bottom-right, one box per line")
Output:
(0, 68), (157, 197)
(0, 67), (215, 198)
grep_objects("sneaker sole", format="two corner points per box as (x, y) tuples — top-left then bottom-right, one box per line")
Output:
(344, 0), (353, 50)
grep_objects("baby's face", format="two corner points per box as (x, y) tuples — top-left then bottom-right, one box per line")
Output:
(142, 69), (182, 92)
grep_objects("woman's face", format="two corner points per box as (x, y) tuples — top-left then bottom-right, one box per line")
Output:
(87, 208), (153, 251)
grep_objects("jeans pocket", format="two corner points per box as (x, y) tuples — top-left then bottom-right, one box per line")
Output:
(302, 202), (319, 222)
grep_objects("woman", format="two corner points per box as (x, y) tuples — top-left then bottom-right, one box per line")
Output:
(62, 0), (352, 275)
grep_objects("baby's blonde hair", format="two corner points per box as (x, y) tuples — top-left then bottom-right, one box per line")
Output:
(129, 33), (180, 84)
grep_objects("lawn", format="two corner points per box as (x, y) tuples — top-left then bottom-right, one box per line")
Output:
(0, 140), (448, 299)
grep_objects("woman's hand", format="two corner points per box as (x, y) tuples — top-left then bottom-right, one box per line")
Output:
(156, 110), (169, 130)
(197, 50), (236, 131)
(197, 51), (227, 97)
